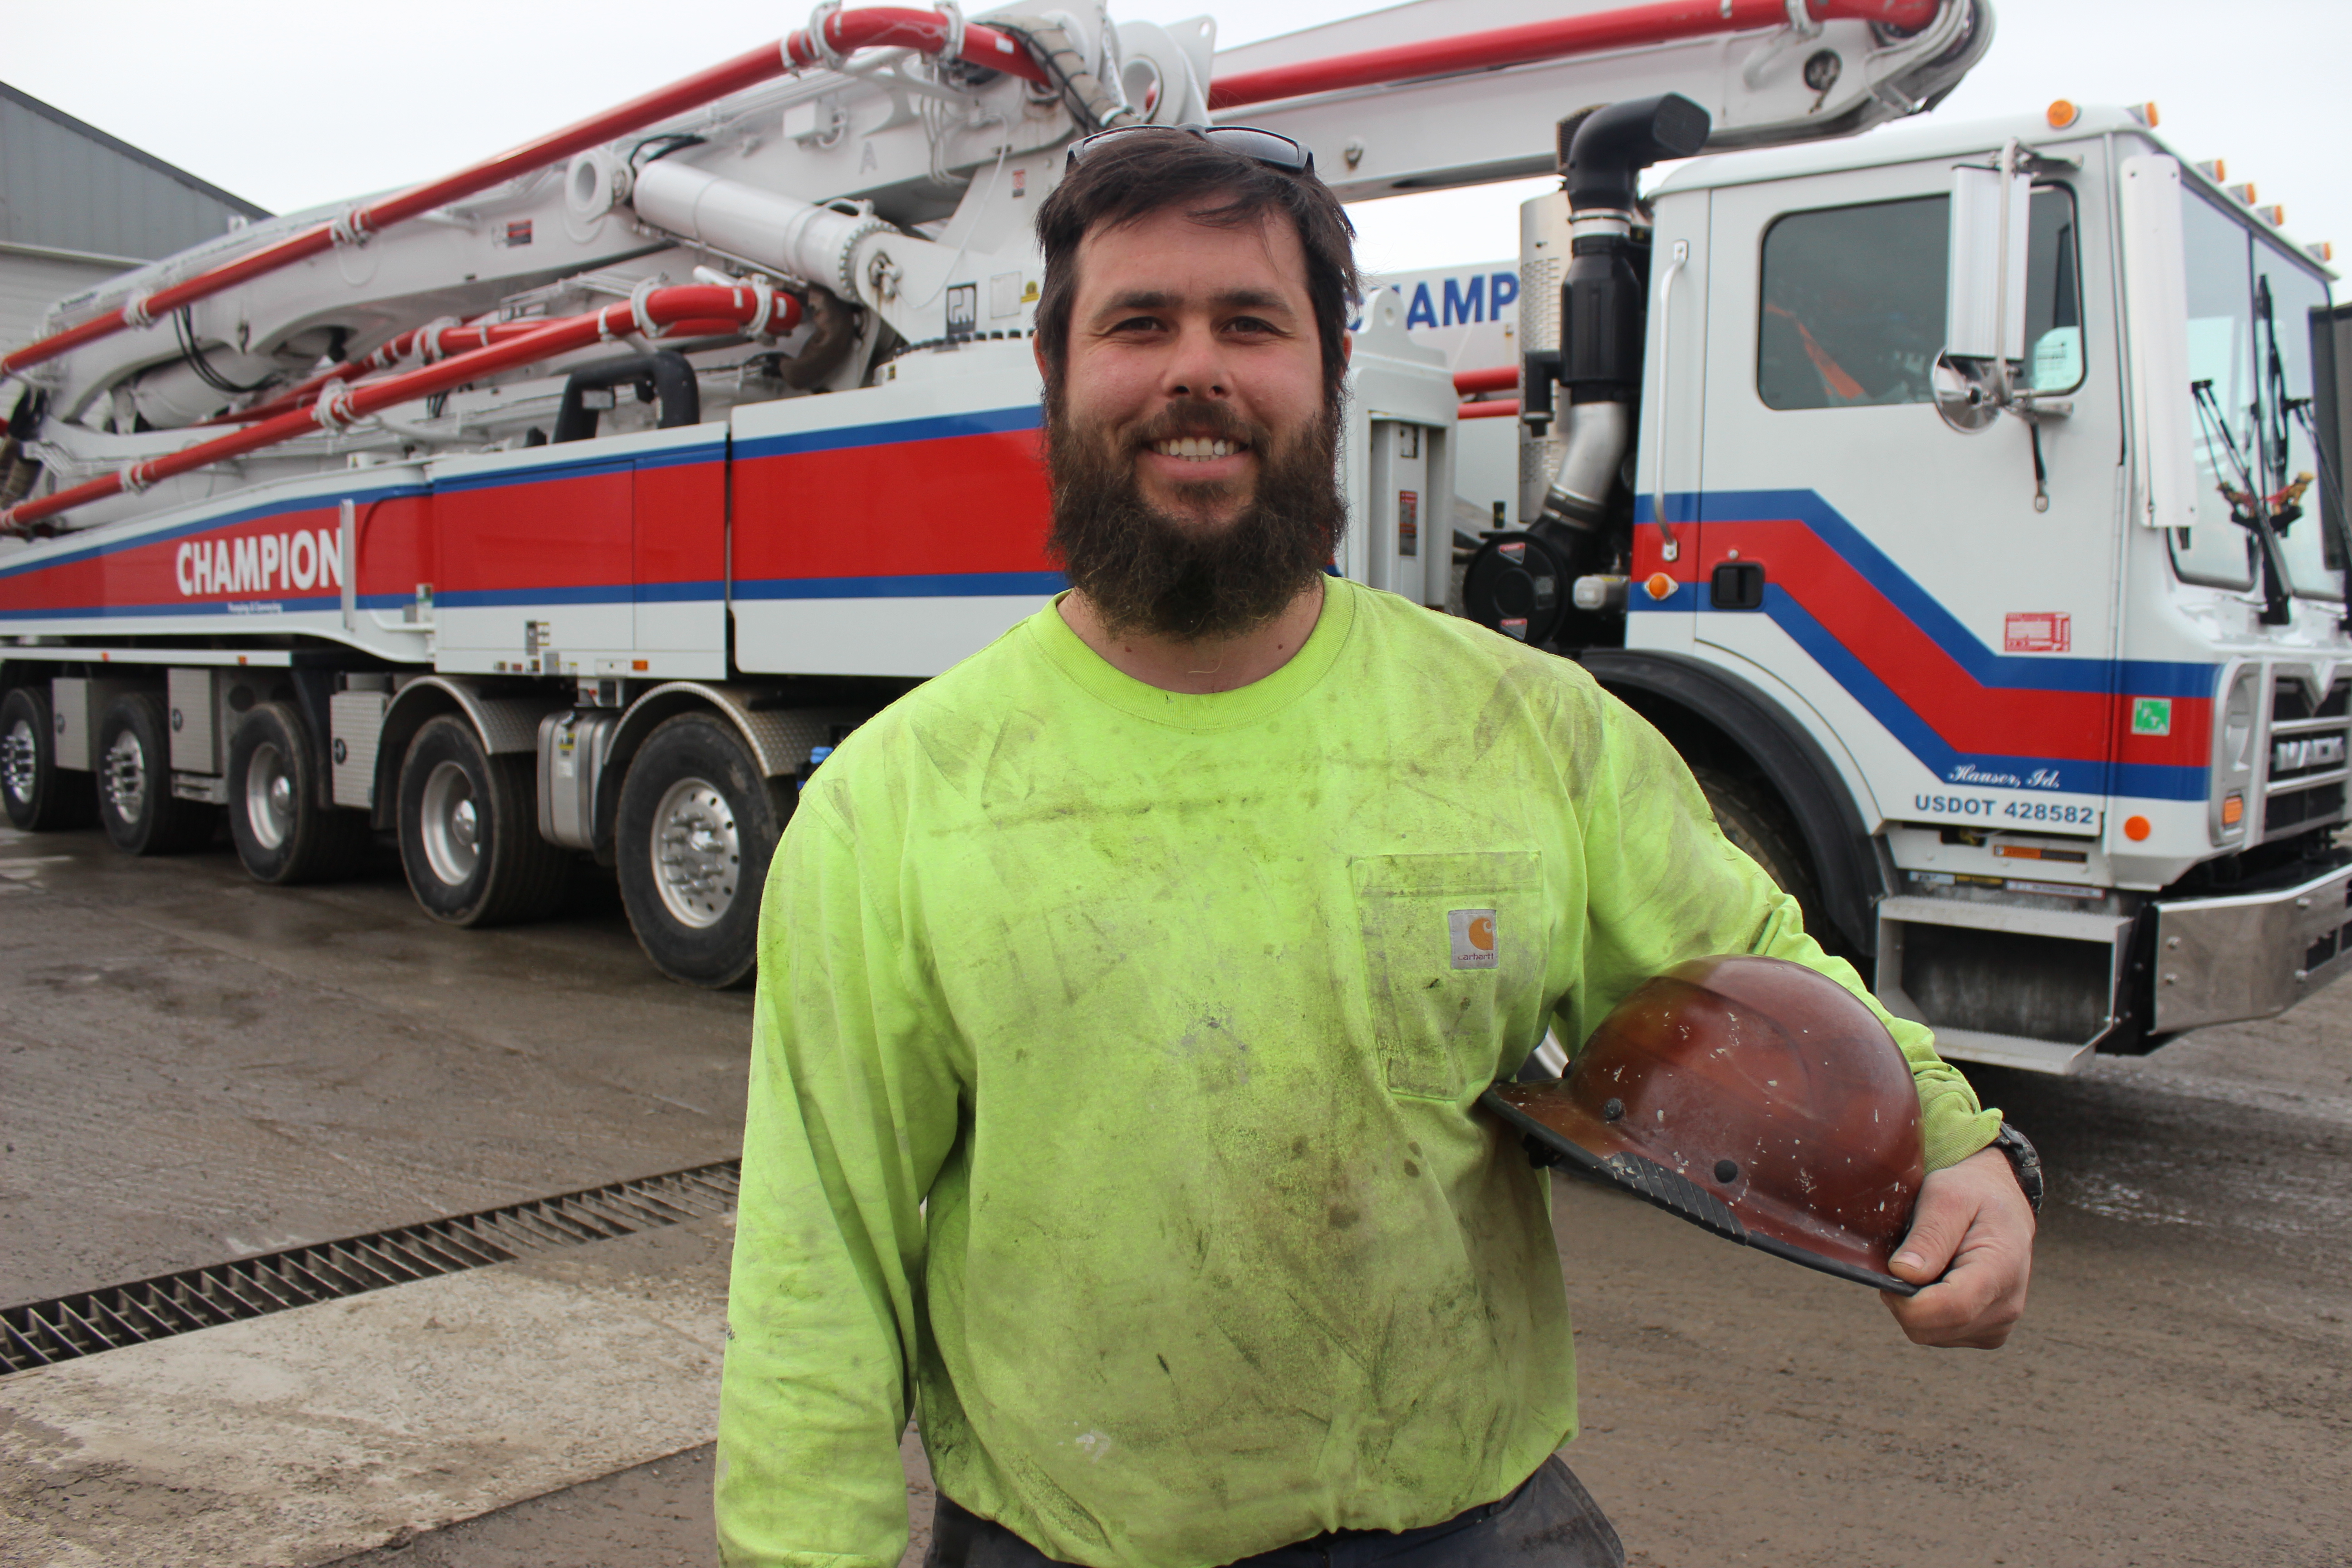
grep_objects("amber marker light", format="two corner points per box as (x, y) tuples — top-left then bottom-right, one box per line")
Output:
(2046, 99), (2080, 130)
(2125, 815), (2153, 841)
(2221, 793), (2245, 827)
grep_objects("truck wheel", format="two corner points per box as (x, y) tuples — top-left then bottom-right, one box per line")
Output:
(229, 702), (369, 884)
(397, 715), (567, 926)
(1693, 765), (1826, 923)
(97, 693), (211, 854)
(0, 686), (97, 832)
(615, 713), (789, 989)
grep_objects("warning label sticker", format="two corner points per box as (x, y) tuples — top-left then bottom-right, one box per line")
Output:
(2004, 612), (2070, 652)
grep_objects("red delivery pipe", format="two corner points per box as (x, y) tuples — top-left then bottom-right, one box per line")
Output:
(2, 284), (800, 534)
(786, 7), (1048, 81)
(1459, 398), (1521, 420)
(1453, 365), (1519, 396)
(1210, 0), (1941, 109)
(196, 311), (748, 426)
(2, 12), (1041, 378)
(202, 318), (569, 426)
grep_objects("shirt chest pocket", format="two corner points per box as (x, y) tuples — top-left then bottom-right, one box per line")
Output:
(1352, 849), (1547, 1102)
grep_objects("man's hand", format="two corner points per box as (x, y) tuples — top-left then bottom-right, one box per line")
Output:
(1880, 1144), (2035, 1348)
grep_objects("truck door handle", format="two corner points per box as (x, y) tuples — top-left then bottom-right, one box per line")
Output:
(1710, 560), (1766, 610)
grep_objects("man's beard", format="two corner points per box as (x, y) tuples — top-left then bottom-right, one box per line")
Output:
(1044, 392), (1348, 642)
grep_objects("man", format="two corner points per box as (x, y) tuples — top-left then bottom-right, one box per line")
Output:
(715, 127), (2034, 1568)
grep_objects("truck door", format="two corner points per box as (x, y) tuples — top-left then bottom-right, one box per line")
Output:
(1692, 145), (2122, 833)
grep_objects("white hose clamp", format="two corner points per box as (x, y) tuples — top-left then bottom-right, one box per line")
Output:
(414, 317), (463, 363)
(117, 460), (155, 495)
(934, 0), (967, 67)
(807, 0), (848, 70)
(120, 294), (156, 330)
(329, 207), (374, 249)
(630, 277), (670, 341)
(745, 275), (780, 339)
(314, 380), (362, 433)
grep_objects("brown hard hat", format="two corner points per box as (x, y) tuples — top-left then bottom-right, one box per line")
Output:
(1484, 954), (1926, 1293)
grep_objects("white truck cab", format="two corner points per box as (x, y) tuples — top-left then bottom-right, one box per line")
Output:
(1467, 105), (2352, 1070)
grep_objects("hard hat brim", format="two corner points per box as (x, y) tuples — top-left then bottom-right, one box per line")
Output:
(1482, 1082), (1921, 1296)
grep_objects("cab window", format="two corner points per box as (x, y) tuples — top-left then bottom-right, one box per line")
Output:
(1758, 188), (2083, 410)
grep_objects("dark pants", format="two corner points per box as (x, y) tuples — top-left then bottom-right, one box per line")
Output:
(925, 1456), (1625, 1568)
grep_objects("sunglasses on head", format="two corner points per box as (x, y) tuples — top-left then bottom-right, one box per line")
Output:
(1064, 123), (1315, 176)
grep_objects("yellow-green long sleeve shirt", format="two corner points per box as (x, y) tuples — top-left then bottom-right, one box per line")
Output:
(716, 577), (1997, 1568)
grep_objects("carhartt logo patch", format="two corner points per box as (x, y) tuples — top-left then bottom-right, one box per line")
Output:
(1448, 909), (1498, 969)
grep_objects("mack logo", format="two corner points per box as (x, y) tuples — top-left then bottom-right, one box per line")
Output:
(2273, 734), (2347, 773)
(174, 529), (342, 598)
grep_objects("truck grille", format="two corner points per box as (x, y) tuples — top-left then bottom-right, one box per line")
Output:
(2264, 676), (2350, 837)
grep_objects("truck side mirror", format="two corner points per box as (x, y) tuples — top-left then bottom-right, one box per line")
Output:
(1935, 141), (2032, 433)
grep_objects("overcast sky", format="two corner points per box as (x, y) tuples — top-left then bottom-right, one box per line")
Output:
(8, 0), (2345, 278)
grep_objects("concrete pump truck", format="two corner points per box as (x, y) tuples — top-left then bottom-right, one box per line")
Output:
(1, 0), (2344, 1078)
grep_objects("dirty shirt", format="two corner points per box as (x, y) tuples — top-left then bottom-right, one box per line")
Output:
(715, 577), (1997, 1568)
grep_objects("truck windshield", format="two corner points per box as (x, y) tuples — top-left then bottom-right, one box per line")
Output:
(1757, 187), (2081, 410)
(2169, 191), (2341, 598)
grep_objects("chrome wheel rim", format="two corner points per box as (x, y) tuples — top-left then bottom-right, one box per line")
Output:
(2, 718), (36, 805)
(651, 776), (738, 930)
(244, 740), (294, 851)
(103, 730), (148, 825)
(419, 760), (480, 887)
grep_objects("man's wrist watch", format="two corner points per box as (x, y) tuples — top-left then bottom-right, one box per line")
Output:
(1989, 1122), (2043, 1214)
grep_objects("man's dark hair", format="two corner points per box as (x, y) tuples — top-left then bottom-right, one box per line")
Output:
(1033, 132), (1362, 404)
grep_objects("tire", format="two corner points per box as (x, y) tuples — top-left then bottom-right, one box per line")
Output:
(228, 701), (371, 884)
(615, 713), (790, 989)
(397, 714), (568, 926)
(1694, 765), (1825, 919)
(0, 686), (97, 831)
(96, 692), (212, 854)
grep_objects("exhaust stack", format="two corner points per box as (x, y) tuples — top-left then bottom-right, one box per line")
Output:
(1535, 93), (1710, 529)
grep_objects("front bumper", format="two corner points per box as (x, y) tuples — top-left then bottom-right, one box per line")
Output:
(2152, 853), (2352, 1034)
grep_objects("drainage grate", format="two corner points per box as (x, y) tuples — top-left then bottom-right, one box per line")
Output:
(0, 1158), (741, 1375)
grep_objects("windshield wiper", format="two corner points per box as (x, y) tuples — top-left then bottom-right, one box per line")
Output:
(2193, 377), (2294, 625)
